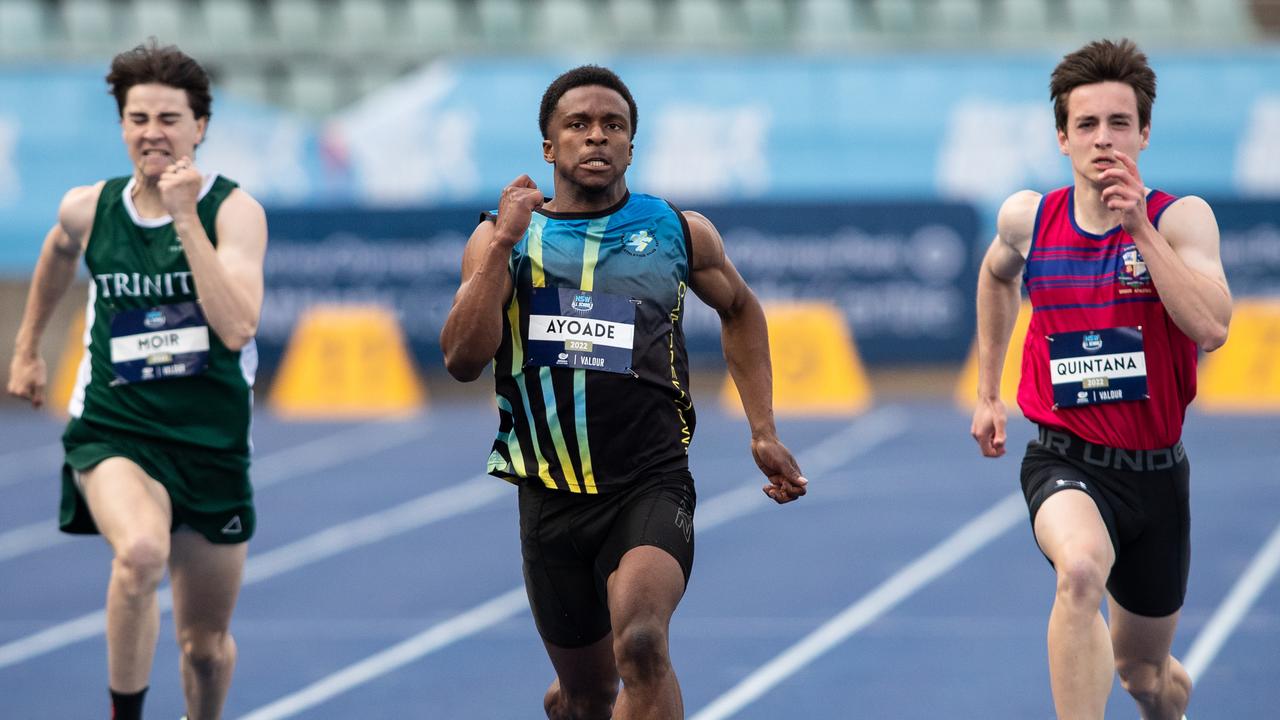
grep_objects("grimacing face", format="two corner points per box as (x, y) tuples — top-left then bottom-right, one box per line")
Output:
(543, 84), (633, 192)
(1057, 80), (1150, 186)
(121, 83), (207, 181)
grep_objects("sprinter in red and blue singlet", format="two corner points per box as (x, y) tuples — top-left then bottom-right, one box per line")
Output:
(970, 40), (1231, 719)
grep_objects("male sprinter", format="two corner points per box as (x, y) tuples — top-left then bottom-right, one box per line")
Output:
(971, 39), (1230, 719)
(8, 40), (267, 720)
(441, 65), (807, 719)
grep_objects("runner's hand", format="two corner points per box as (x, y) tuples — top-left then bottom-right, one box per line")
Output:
(1100, 151), (1149, 235)
(971, 396), (1008, 458)
(753, 436), (808, 504)
(157, 155), (203, 222)
(493, 175), (544, 249)
(7, 352), (47, 409)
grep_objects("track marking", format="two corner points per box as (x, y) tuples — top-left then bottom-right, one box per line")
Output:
(0, 473), (505, 669)
(688, 492), (1025, 720)
(1183, 519), (1280, 683)
(236, 407), (911, 719)
(0, 419), (435, 563)
(0, 442), (62, 488)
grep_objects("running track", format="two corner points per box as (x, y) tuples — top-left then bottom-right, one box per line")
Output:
(1, 399), (1276, 718)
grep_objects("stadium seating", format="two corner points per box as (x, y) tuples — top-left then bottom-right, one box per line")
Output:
(740, 0), (789, 46)
(201, 0), (259, 56)
(530, 0), (598, 51)
(0, 0), (51, 58)
(0, 0), (1264, 116)
(404, 0), (465, 53)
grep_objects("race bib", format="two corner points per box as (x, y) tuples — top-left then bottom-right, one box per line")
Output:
(109, 302), (210, 383)
(1047, 326), (1148, 409)
(526, 288), (636, 374)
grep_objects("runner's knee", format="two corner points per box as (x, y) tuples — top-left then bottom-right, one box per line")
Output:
(1054, 553), (1108, 607)
(112, 536), (168, 596)
(1116, 656), (1165, 705)
(178, 629), (233, 675)
(613, 621), (669, 683)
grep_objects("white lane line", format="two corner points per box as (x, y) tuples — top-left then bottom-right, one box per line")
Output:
(688, 492), (1026, 720)
(0, 442), (63, 488)
(0, 474), (506, 670)
(0, 523), (71, 563)
(0, 419), (435, 564)
(695, 406), (910, 531)
(238, 588), (531, 720)
(1183, 519), (1280, 683)
(252, 419), (433, 491)
(235, 408), (912, 720)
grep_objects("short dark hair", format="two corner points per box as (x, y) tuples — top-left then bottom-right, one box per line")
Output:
(106, 38), (212, 121)
(1050, 38), (1156, 132)
(538, 65), (637, 140)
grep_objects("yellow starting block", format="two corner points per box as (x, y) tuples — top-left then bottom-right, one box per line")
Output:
(720, 301), (871, 417)
(268, 304), (427, 420)
(954, 300), (1033, 411)
(1197, 299), (1280, 413)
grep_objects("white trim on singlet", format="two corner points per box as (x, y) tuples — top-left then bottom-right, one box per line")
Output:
(121, 172), (220, 228)
(240, 338), (259, 453)
(67, 282), (97, 419)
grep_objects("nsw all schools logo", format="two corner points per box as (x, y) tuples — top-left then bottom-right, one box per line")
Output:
(621, 229), (658, 256)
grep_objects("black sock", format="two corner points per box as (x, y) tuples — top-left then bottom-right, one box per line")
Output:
(109, 686), (147, 720)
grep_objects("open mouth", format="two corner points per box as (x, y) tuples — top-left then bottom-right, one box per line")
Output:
(582, 157), (610, 169)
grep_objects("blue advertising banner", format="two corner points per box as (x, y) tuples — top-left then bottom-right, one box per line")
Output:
(7, 52), (1280, 272)
(1210, 199), (1280, 298)
(260, 200), (982, 372)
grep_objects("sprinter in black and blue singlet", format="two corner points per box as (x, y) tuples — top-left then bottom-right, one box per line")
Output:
(483, 190), (695, 495)
(442, 66), (808, 720)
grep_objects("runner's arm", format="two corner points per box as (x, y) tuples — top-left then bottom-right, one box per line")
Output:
(1133, 195), (1231, 351)
(440, 220), (517, 382)
(972, 190), (1037, 457)
(8, 183), (101, 407)
(177, 188), (267, 351)
(686, 210), (806, 503)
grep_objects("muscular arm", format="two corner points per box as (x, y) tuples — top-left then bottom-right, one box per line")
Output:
(1130, 196), (1231, 351)
(440, 221), (517, 381)
(1104, 151), (1230, 351)
(7, 183), (101, 407)
(174, 189), (267, 351)
(440, 175), (543, 382)
(972, 190), (1038, 457)
(686, 211), (806, 503)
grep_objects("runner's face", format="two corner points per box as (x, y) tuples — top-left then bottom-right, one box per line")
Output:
(121, 83), (206, 180)
(543, 85), (633, 192)
(1058, 81), (1149, 185)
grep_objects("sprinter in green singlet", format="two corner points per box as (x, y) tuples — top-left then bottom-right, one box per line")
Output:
(442, 65), (808, 720)
(7, 40), (267, 720)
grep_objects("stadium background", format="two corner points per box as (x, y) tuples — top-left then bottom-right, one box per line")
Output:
(1, 1), (1279, 718)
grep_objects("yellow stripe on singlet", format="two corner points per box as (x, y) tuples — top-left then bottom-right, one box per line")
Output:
(572, 217), (610, 494)
(526, 216), (578, 491)
(508, 225), (554, 489)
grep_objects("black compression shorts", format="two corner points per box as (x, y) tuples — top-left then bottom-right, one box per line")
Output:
(518, 469), (696, 648)
(1021, 425), (1191, 617)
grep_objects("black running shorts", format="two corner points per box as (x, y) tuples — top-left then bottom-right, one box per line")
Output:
(518, 470), (696, 648)
(1021, 425), (1191, 617)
